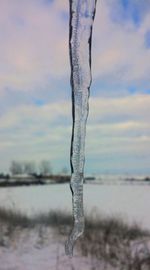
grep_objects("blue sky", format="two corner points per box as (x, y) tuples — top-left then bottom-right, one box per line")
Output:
(0, 0), (150, 175)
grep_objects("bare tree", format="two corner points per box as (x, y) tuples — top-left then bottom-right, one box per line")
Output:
(23, 161), (36, 174)
(39, 160), (52, 175)
(10, 161), (23, 175)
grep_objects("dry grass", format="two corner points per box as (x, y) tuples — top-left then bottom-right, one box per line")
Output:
(0, 207), (150, 269)
(77, 214), (150, 269)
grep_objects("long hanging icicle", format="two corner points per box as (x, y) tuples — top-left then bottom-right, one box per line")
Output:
(65, 0), (97, 256)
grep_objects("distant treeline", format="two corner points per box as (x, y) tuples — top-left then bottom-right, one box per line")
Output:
(9, 160), (53, 175)
(0, 160), (69, 177)
(0, 173), (10, 180)
(0, 159), (70, 187)
(125, 177), (150, 182)
(0, 173), (70, 187)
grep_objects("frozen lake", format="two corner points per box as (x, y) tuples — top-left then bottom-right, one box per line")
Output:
(0, 183), (150, 229)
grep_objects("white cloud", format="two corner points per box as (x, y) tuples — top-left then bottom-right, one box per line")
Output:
(0, 94), (150, 173)
(89, 94), (150, 123)
(0, 0), (69, 93)
(92, 1), (150, 85)
(0, 101), (71, 129)
(1, 0), (150, 96)
(0, 0), (150, 173)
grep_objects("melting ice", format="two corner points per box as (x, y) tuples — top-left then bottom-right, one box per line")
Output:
(65, 0), (97, 256)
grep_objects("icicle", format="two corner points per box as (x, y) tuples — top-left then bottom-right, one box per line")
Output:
(65, 0), (97, 256)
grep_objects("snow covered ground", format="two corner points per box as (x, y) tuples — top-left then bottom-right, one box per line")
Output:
(0, 182), (150, 270)
(0, 227), (103, 270)
(0, 183), (150, 229)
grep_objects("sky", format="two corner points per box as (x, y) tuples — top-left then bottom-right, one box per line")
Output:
(0, 0), (150, 175)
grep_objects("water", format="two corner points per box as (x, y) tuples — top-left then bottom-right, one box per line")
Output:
(65, 0), (97, 256)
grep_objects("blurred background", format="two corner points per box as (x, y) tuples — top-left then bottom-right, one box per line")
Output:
(0, 1), (150, 269)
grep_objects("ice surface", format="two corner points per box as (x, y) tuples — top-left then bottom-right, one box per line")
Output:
(65, 0), (97, 256)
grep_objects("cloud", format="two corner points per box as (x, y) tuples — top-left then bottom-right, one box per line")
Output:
(89, 94), (150, 124)
(0, 101), (71, 129)
(0, 99), (71, 172)
(86, 94), (150, 173)
(92, 0), (150, 87)
(1, 0), (150, 98)
(0, 0), (69, 94)
(108, 0), (150, 26)
(0, 0), (150, 174)
(145, 30), (150, 49)
(0, 94), (150, 173)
